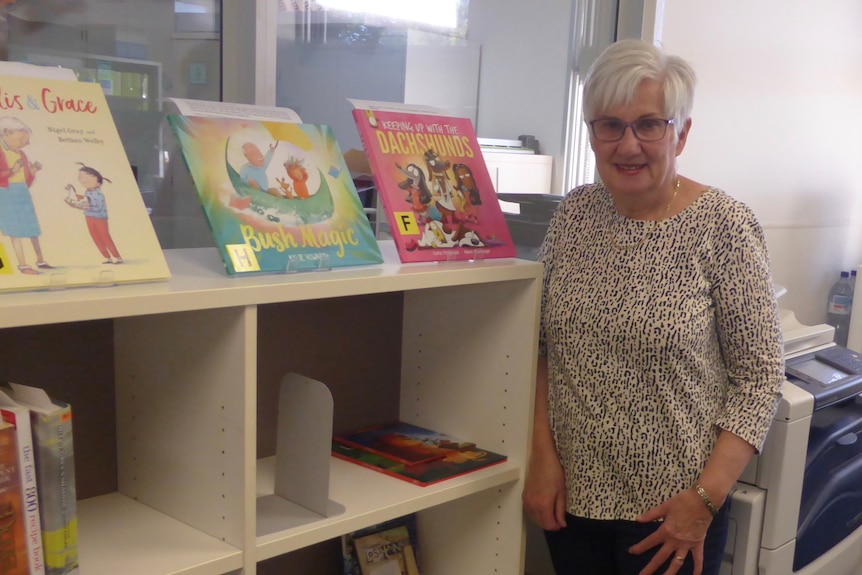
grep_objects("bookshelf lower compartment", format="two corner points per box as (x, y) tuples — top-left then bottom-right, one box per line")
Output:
(78, 492), (243, 575)
(254, 455), (521, 561)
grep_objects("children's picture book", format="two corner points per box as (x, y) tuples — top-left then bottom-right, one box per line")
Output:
(341, 515), (418, 575)
(332, 440), (508, 487)
(0, 389), (45, 575)
(334, 421), (475, 465)
(353, 523), (420, 575)
(5, 383), (77, 575)
(167, 114), (384, 274)
(0, 419), (30, 575)
(0, 73), (170, 292)
(350, 102), (517, 263)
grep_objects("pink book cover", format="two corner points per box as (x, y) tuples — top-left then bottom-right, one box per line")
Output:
(352, 108), (516, 263)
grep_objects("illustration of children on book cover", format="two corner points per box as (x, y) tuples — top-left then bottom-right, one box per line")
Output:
(0, 75), (170, 292)
(352, 108), (516, 263)
(168, 116), (383, 274)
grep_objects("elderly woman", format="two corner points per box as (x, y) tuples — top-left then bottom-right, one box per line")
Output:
(522, 39), (784, 575)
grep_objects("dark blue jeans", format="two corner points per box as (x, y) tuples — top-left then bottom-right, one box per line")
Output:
(544, 505), (729, 575)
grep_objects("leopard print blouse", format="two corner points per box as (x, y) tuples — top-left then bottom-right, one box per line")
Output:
(538, 183), (784, 520)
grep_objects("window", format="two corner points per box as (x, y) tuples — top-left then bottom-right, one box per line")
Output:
(0, 0), (223, 248)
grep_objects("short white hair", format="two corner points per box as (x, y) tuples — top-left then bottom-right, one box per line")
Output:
(583, 39), (696, 135)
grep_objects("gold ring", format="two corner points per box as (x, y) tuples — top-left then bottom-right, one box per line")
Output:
(674, 556), (685, 562)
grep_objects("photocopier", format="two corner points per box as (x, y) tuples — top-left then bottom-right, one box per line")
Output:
(722, 298), (862, 575)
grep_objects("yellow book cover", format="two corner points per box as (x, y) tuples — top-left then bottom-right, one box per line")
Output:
(0, 74), (170, 292)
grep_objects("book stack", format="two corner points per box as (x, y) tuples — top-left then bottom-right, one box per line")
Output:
(0, 383), (78, 575)
(332, 421), (506, 486)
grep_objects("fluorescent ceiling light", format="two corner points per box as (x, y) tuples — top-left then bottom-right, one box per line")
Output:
(316, 0), (458, 28)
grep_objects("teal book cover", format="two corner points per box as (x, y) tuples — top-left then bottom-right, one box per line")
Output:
(168, 116), (383, 274)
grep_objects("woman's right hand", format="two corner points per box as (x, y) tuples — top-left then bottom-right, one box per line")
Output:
(522, 449), (568, 531)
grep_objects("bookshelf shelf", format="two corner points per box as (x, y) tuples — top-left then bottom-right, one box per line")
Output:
(78, 493), (243, 575)
(0, 242), (541, 575)
(255, 455), (522, 560)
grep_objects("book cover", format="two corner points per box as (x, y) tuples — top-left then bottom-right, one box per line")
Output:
(0, 419), (30, 575)
(5, 384), (77, 575)
(341, 515), (418, 575)
(332, 441), (507, 487)
(0, 390), (45, 575)
(351, 107), (517, 263)
(167, 115), (384, 274)
(353, 524), (420, 575)
(0, 74), (170, 292)
(334, 421), (475, 465)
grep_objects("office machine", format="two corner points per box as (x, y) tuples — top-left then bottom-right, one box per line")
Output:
(722, 304), (862, 575)
(497, 192), (562, 260)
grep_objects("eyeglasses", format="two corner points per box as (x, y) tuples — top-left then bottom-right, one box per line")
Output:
(588, 117), (675, 142)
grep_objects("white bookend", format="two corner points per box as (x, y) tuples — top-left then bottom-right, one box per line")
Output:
(256, 373), (344, 536)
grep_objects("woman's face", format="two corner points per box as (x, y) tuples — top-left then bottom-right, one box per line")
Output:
(589, 79), (689, 199)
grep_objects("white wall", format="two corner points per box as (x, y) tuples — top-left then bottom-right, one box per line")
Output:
(660, 1), (862, 326)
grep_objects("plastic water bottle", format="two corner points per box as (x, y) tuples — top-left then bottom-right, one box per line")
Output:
(827, 271), (854, 347)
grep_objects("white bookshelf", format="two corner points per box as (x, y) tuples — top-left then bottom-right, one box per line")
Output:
(0, 242), (541, 575)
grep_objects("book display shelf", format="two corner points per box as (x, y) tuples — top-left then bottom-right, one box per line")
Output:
(0, 242), (541, 575)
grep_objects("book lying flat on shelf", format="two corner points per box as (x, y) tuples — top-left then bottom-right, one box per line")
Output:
(5, 383), (78, 575)
(0, 73), (170, 292)
(167, 104), (383, 274)
(334, 421), (475, 465)
(0, 419), (30, 575)
(350, 100), (516, 263)
(332, 440), (507, 487)
(0, 389), (45, 575)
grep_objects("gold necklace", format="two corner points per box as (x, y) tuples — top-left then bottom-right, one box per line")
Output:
(608, 179), (680, 251)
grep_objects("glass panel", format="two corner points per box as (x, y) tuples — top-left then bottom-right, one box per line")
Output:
(275, 1), (474, 156)
(0, 0), (222, 248)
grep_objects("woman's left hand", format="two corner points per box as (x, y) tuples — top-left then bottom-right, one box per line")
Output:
(628, 487), (714, 575)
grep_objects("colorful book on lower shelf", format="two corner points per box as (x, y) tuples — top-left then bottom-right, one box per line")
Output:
(0, 390), (45, 575)
(341, 515), (419, 575)
(353, 523), (420, 575)
(333, 421), (475, 465)
(351, 102), (517, 263)
(167, 114), (384, 274)
(0, 73), (170, 292)
(0, 419), (30, 575)
(5, 383), (77, 575)
(332, 440), (507, 487)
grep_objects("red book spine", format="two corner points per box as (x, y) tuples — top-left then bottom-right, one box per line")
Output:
(0, 423), (30, 575)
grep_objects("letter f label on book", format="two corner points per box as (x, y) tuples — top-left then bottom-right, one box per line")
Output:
(394, 212), (419, 235)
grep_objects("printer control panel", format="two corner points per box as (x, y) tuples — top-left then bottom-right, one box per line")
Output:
(786, 346), (862, 408)
(815, 346), (862, 373)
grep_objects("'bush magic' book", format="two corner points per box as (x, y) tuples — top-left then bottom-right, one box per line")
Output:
(168, 115), (383, 274)
(351, 103), (516, 263)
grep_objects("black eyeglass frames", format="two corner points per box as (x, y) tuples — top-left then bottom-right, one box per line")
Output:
(588, 117), (676, 142)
